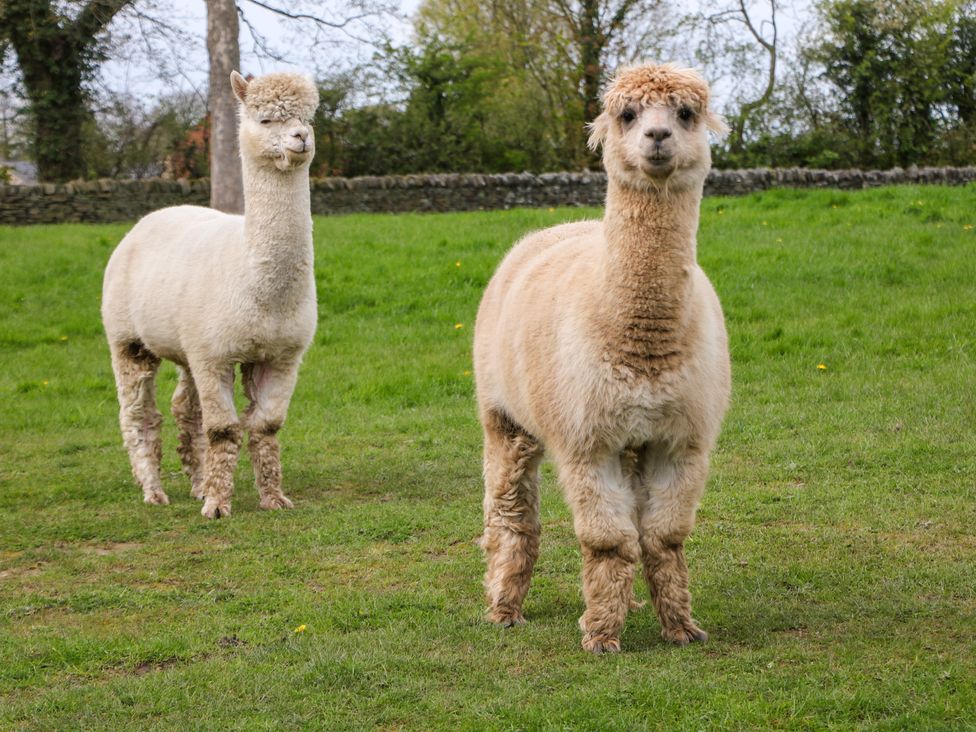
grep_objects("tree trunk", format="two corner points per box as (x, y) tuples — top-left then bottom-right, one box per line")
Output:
(29, 69), (89, 181)
(579, 2), (602, 127)
(18, 48), (89, 181)
(206, 0), (243, 214)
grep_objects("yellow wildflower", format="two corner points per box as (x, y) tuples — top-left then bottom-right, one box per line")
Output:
(463, 370), (472, 377)
(454, 323), (464, 330)
(817, 363), (827, 371)
(294, 624), (307, 633)
(59, 335), (68, 342)
(964, 224), (973, 231)
(455, 260), (462, 267)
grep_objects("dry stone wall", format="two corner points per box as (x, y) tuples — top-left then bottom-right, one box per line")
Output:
(2, 167), (974, 225)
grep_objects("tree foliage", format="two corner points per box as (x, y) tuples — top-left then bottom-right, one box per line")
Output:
(0, 0), (133, 181)
(724, 0), (975, 169)
(1, 0), (973, 182)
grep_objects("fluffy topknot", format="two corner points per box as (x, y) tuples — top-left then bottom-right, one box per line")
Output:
(233, 72), (319, 122)
(589, 62), (727, 147)
(603, 63), (711, 116)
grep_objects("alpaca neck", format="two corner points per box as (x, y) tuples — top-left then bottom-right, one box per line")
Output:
(601, 177), (702, 372)
(241, 156), (313, 309)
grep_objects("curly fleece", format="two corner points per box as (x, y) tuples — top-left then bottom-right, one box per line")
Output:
(601, 63), (712, 115)
(241, 73), (319, 122)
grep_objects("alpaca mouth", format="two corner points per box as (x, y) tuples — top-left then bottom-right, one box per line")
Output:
(275, 147), (312, 171)
(641, 154), (675, 176)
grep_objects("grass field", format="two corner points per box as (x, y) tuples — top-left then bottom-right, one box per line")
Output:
(1, 185), (974, 730)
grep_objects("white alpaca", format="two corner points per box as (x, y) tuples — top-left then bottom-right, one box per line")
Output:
(473, 64), (730, 652)
(102, 71), (319, 518)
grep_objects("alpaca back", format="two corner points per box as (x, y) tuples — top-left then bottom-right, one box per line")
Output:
(102, 203), (315, 367)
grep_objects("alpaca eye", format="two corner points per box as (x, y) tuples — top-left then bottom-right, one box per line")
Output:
(620, 109), (636, 124)
(678, 106), (695, 123)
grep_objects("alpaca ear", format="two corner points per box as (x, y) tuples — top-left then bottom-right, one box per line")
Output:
(706, 110), (730, 138)
(587, 112), (611, 151)
(230, 71), (249, 103)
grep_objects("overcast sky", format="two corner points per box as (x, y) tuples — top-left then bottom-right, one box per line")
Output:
(99, 0), (418, 101)
(95, 0), (805, 112)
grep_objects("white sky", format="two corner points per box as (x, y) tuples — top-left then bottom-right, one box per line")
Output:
(96, 0), (807, 112)
(99, 0), (419, 101)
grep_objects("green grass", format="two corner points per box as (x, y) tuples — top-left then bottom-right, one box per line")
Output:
(1, 185), (974, 730)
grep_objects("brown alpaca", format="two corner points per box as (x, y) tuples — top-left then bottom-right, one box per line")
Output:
(473, 63), (731, 653)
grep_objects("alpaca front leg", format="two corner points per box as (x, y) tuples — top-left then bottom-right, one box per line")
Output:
(563, 457), (640, 654)
(480, 410), (544, 627)
(110, 343), (167, 505)
(193, 364), (241, 519)
(242, 361), (299, 510)
(171, 367), (207, 499)
(638, 450), (709, 645)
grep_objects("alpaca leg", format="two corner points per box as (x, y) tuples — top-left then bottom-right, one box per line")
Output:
(110, 342), (167, 505)
(480, 409), (544, 627)
(242, 361), (299, 510)
(171, 367), (207, 499)
(638, 449), (709, 645)
(191, 362), (241, 519)
(562, 456), (640, 654)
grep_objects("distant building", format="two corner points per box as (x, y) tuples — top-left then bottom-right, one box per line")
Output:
(0, 160), (37, 185)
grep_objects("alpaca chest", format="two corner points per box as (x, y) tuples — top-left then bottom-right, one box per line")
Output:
(613, 377), (690, 443)
(254, 317), (315, 357)
(577, 362), (702, 452)
(227, 299), (317, 363)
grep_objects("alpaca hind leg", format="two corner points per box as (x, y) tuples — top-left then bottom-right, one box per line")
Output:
(638, 448), (709, 645)
(171, 367), (206, 499)
(110, 341), (167, 505)
(563, 456), (640, 654)
(242, 361), (300, 510)
(480, 409), (544, 627)
(191, 362), (241, 519)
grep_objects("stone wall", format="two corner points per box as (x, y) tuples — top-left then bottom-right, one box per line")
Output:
(2, 166), (974, 226)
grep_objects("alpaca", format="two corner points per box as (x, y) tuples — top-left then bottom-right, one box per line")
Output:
(473, 63), (730, 653)
(102, 71), (319, 518)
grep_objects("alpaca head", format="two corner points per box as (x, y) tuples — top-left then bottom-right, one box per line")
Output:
(231, 71), (320, 172)
(588, 63), (727, 194)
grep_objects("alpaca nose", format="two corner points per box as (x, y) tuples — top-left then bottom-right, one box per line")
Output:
(645, 126), (673, 142)
(292, 127), (309, 142)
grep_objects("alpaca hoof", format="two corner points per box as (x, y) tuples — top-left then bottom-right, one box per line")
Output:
(143, 490), (170, 506)
(488, 608), (526, 627)
(201, 498), (231, 519)
(582, 633), (621, 654)
(259, 493), (294, 510)
(662, 623), (708, 646)
(189, 483), (206, 500)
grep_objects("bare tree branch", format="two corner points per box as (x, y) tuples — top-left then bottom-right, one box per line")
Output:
(74, 0), (135, 42)
(243, 0), (371, 29)
(237, 7), (289, 62)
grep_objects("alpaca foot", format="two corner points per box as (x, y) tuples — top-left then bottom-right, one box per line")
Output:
(488, 608), (526, 627)
(201, 497), (231, 519)
(259, 493), (294, 510)
(581, 632), (621, 654)
(189, 481), (206, 500)
(661, 622), (708, 646)
(143, 489), (170, 506)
